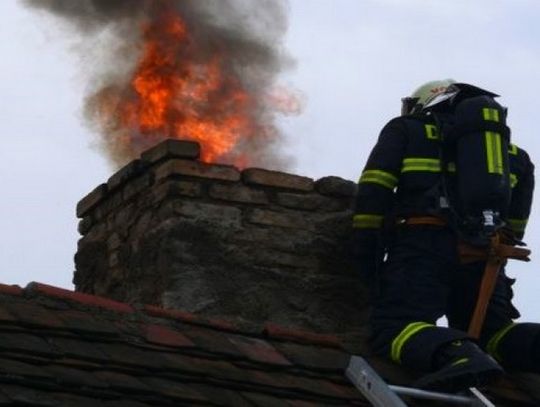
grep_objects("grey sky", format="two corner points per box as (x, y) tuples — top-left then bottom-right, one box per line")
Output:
(1, 1), (539, 320)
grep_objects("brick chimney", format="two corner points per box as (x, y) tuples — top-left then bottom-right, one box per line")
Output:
(74, 140), (369, 333)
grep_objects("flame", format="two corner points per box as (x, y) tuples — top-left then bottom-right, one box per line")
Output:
(102, 2), (259, 166)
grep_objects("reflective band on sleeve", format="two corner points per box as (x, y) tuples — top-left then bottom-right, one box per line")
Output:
(353, 214), (384, 229)
(509, 144), (518, 155)
(508, 218), (528, 233)
(425, 124), (440, 140)
(510, 173), (518, 188)
(447, 162), (456, 173)
(391, 322), (434, 363)
(402, 158), (441, 173)
(485, 132), (504, 174)
(487, 323), (517, 361)
(359, 170), (398, 190)
(483, 107), (500, 122)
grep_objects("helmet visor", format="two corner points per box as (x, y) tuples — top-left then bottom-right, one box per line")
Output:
(401, 97), (419, 116)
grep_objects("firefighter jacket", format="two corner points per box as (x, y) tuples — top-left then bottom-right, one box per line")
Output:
(353, 113), (535, 259)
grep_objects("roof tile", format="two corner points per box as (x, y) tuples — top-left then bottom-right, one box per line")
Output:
(143, 304), (199, 324)
(203, 317), (239, 332)
(241, 392), (291, 406)
(0, 284), (23, 297)
(228, 335), (292, 366)
(142, 377), (207, 403)
(326, 382), (364, 401)
(46, 336), (110, 362)
(189, 384), (253, 406)
(143, 323), (195, 348)
(273, 342), (349, 372)
(46, 365), (109, 389)
(0, 384), (59, 406)
(0, 304), (16, 324)
(55, 357), (101, 370)
(242, 370), (355, 401)
(102, 400), (154, 407)
(144, 304), (244, 333)
(94, 370), (153, 393)
(264, 323), (342, 348)
(0, 332), (60, 357)
(287, 400), (324, 407)
(0, 389), (10, 404)
(182, 327), (245, 358)
(52, 393), (107, 407)
(27, 282), (134, 314)
(0, 351), (50, 366)
(95, 343), (168, 370)
(282, 375), (354, 400)
(245, 369), (292, 390)
(0, 357), (53, 380)
(161, 353), (249, 381)
(1, 301), (64, 329)
(56, 309), (121, 337)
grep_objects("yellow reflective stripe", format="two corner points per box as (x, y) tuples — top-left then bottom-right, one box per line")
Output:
(487, 323), (516, 361)
(485, 132), (504, 174)
(485, 132), (494, 173)
(353, 214), (384, 229)
(508, 218), (528, 233)
(447, 162), (456, 173)
(495, 133), (503, 173)
(483, 107), (500, 122)
(402, 158), (441, 173)
(391, 322), (434, 363)
(451, 357), (469, 366)
(359, 170), (398, 189)
(510, 173), (518, 188)
(425, 124), (440, 140)
(509, 143), (518, 155)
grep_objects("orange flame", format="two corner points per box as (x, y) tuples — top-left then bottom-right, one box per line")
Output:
(112, 3), (257, 166)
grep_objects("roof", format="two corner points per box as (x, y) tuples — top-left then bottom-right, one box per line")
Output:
(0, 282), (366, 406)
(0, 282), (537, 406)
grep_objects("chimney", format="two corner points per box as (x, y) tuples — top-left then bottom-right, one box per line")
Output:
(74, 140), (369, 333)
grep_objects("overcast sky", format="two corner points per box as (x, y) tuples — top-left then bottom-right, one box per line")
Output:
(1, 0), (539, 320)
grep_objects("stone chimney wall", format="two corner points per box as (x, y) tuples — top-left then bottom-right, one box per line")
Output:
(75, 140), (369, 333)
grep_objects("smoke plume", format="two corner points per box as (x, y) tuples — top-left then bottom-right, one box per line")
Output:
(22, 0), (297, 170)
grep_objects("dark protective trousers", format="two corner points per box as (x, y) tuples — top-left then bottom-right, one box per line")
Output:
(369, 225), (540, 372)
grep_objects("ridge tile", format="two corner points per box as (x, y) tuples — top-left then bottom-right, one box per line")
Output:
(26, 283), (134, 314)
(0, 284), (23, 297)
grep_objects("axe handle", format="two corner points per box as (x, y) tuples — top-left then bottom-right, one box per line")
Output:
(467, 258), (503, 339)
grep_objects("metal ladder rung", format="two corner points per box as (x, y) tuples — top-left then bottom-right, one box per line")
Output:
(346, 356), (495, 406)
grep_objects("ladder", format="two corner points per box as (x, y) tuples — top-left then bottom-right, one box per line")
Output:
(346, 356), (495, 406)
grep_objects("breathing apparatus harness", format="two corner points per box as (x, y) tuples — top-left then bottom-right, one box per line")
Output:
(419, 83), (514, 247)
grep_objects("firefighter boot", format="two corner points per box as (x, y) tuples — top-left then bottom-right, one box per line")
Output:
(414, 340), (503, 392)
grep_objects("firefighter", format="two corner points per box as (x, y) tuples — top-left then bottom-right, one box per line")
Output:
(353, 79), (537, 391)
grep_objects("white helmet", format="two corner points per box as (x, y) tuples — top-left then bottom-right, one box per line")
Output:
(401, 79), (457, 115)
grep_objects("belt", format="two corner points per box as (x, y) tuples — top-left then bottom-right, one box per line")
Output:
(458, 239), (531, 263)
(396, 216), (447, 227)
